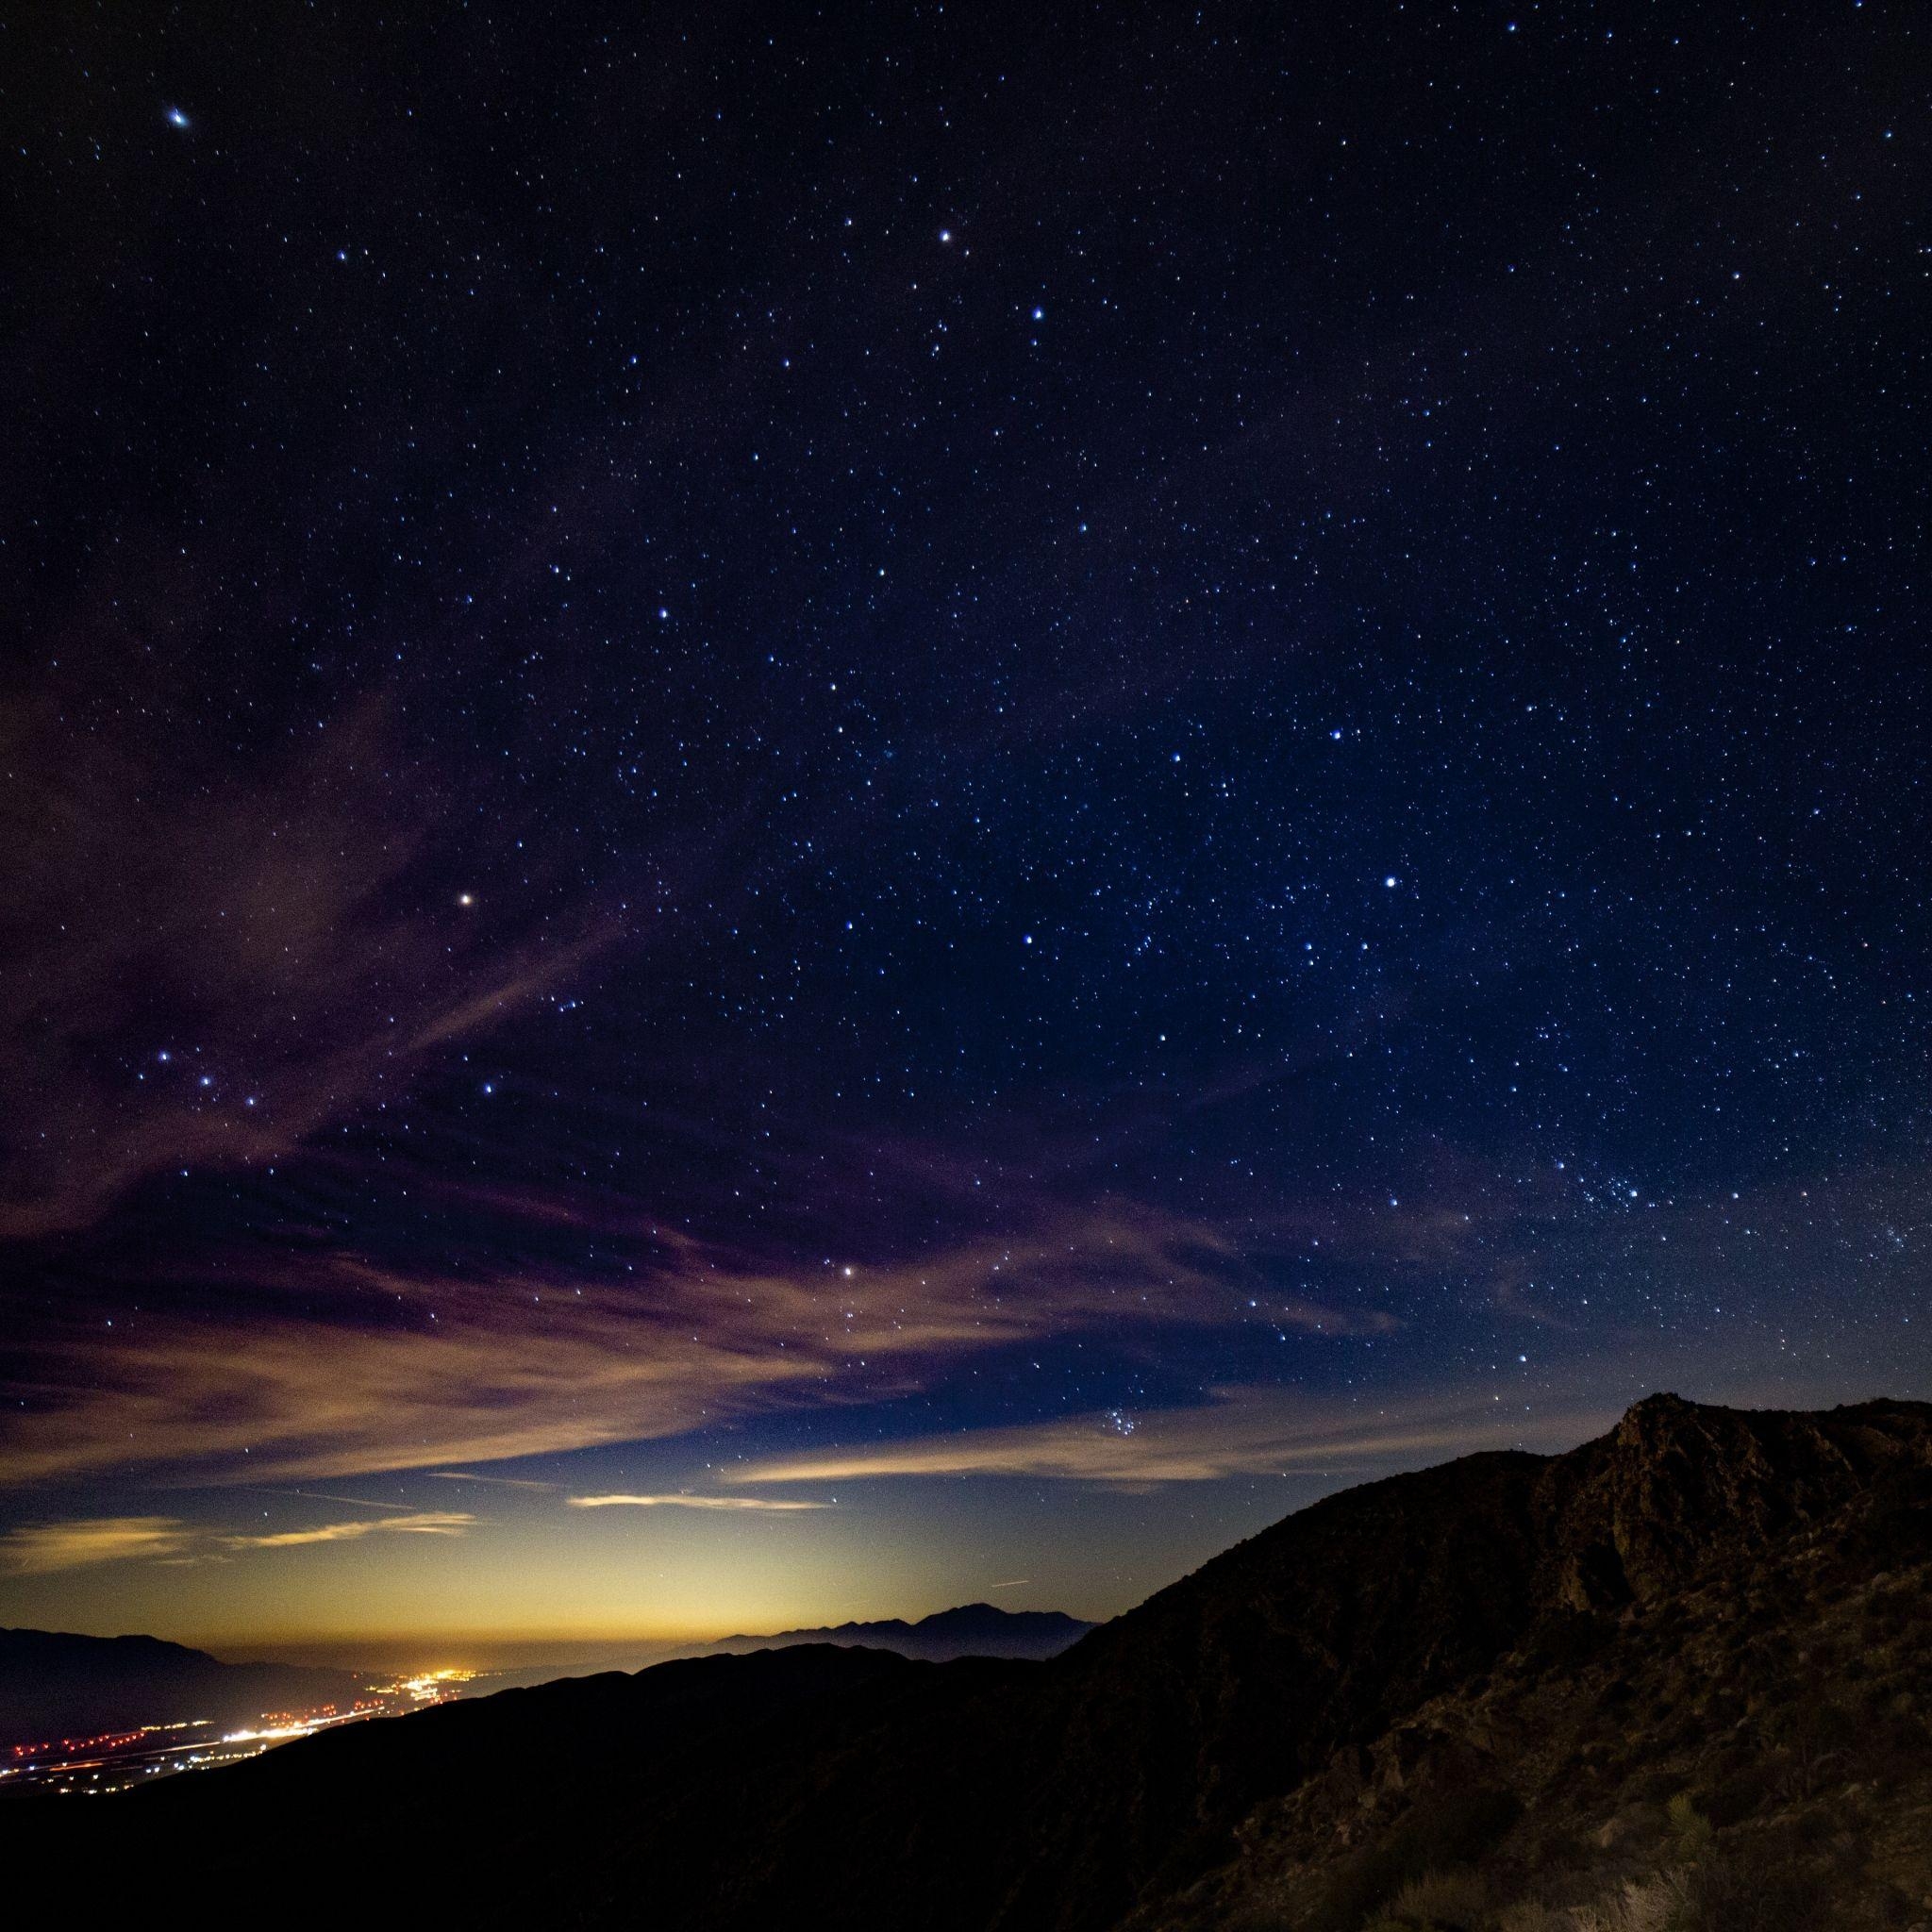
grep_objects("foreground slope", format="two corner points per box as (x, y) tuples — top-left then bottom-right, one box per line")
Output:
(24, 1395), (1932, 1930)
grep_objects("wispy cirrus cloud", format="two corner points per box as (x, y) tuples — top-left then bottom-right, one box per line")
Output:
(566, 1493), (829, 1512)
(1, 1509), (476, 1574)
(429, 1472), (559, 1491)
(0, 1201), (1379, 1488)
(0, 1515), (192, 1575)
(221, 1510), (474, 1550)
(0, 693), (608, 1241)
(737, 1386), (1617, 1491)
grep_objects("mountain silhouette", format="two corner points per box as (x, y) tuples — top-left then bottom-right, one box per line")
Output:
(13, 1394), (1932, 1929)
(0, 1628), (359, 1745)
(711, 1601), (1091, 1660)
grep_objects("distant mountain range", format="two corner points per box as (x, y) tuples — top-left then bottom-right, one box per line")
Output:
(711, 1602), (1091, 1661)
(0, 1629), (360, 1745)
(13, 1395), (1932, 1929)
(0, 1602), (1087, 1750)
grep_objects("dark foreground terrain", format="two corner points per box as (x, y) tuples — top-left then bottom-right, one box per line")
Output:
(18, 1395), (1932, 1930)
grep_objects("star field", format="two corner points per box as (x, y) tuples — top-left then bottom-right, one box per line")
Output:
(1, 2), (1927, 1652)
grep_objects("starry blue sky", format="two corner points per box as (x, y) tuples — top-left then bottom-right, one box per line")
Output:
(2, 2), (1927, 1658)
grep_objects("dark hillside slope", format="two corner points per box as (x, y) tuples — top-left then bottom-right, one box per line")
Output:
(21, 1395), (1932, 1931)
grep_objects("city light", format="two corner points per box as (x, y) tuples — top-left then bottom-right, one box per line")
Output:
(0, 1669), (480, 1797)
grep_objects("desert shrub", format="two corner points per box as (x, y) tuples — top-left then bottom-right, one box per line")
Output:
(1378, 1866), (1488, 1927)
(1303, 1785), (1521, 1932)
(1665, 1792), (1711, 1859)
(1490, 1906), (1565, 1932)
(1568, 1873), (1687, 1932)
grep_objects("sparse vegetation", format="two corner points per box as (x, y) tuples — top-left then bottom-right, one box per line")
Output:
(1370, 1867), (1489, 1929)
(1663, 1792), (1710, 1861)
(1304, 1788), (1520, 1932)
(1570, 1874), (1686, 1932)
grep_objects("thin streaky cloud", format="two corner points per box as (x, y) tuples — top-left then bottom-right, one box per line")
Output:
(260, 1489), (425, 1512)
(221, 1510), (475, 1550)
(430, 1471), (560, 1491)
(737, 1387), (1618, 1491)
(0, 1515), (190, 1575)
(566, 1493), (831, 1513)
(0, 1201), (1367, 1489)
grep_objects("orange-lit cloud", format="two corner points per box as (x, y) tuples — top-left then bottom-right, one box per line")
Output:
(0, 1515), (192, 1575)
(222, 1511), (475, 1550)
(1, 1509), (476, 1574)
(566, 1494), (829, 1512)
(0, 1203), (1379, 1488)
(737, 1386), (1616, 1491)
(429, 1472), (558, 1491)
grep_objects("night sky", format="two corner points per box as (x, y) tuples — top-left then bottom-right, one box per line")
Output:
(3, 4), (1927, 1662)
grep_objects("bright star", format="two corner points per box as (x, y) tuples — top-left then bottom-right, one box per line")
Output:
(166, 107), (191, 129)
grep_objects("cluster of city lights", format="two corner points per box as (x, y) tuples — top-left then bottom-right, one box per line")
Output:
(1, 1669), (481, 1798)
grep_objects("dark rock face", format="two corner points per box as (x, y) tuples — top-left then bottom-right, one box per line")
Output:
(15, 1395), (1931, 1932)
(1531, 1393), (1931, 1609)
